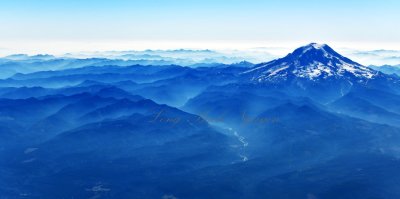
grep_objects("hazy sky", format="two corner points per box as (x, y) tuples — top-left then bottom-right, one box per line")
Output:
(1, 0), (399, 54)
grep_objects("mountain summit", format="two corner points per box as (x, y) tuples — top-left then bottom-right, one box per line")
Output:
(243, 43), (377, 82)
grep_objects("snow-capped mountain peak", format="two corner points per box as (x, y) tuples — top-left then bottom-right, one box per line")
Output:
(243, 43), (377, 82)
(301, 43), (329, 53)
(309, 43), (326, 49)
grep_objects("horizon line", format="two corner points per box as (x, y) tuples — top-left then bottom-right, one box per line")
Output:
(2, 40), (400, 56)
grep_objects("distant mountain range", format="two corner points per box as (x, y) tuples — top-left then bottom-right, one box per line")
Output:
(1, 43), (400, 199)
(370, 64), (400, 76)
(0, 50), (263, 79)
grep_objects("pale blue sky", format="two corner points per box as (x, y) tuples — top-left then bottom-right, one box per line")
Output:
(0, 0), (399, 54)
